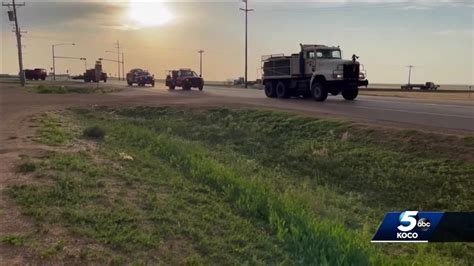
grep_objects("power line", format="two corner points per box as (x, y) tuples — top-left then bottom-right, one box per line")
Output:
(2, 0), (26, 86)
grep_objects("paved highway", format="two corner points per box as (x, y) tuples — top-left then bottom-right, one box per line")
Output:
(115, 82), (474, 132)
(1, 80), (473, 134)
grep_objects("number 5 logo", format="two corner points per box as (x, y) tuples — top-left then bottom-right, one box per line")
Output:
(397, 211), (418, 232)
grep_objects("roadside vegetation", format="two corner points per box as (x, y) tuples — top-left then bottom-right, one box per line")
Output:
(29, 84), (121, 94)
(7, 107), (473, 264)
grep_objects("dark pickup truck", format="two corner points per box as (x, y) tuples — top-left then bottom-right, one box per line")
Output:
(24, 69), (47, 80)
(166, 69), (204, 91)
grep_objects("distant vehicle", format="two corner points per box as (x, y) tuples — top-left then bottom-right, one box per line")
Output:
(261, 44), (369, 101)
(24, 68), (47, 80)
(126, 68), (155, 87)
(401, 82), (439, 90)
(83, 69), (107, 83)
(234, 77), (245, 86)
(166, 69), (204, 91)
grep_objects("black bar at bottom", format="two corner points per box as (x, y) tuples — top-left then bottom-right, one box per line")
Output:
(431, 212), (474, 242)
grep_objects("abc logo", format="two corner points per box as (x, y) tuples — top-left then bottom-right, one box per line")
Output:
(417, 218), (431, 231)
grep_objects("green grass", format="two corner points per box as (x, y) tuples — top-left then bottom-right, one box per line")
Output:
(31, 84), (121, 94)
(18, 161), (37, 173)
(34, 113), (73, 146)
(8, 106), (474, 264)
(2, 234), (26, 246)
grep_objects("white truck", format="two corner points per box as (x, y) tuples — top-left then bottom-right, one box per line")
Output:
(262, 44), (368, 101)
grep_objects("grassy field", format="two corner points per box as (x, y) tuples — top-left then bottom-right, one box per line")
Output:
(27, 84), (121, 94)
(6, 107), (473, 264)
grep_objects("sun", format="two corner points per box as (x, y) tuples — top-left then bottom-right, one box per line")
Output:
(128, 0), (173, 27)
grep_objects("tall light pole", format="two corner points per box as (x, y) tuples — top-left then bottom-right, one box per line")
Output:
(198, 50), (204, 77)
(240, 0), (253, 88)
(407, 65), (414, 85)
(52, 43), (75, 80)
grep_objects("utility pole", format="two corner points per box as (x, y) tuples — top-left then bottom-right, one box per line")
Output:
(240, 0), (253, 88)
(121, 52), (125, 80)
(3, 0), (26, 86)
(198, 50), (204, 77)
(115, 40), (121, 80)
(407, 65), (414, 85)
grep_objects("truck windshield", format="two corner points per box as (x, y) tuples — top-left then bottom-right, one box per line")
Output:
(316, 50), (341, 59)
(181, 70), (197, 77)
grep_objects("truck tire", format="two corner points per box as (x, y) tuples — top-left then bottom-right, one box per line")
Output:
(169, 85), (175, 90)
(264, 81), (276, 98)
(342, 87), (358, 101)
(311, 82), (328, 102)
(127, 81), (133, 86)
(151, 81), (155, 87)
(198, 85), (203, 91)
(276, 81), (290, 99)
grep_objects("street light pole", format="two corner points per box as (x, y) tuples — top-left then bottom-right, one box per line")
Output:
(52, 43), (75, 80)
(240, 0), (253, 88)
(198, 50), (204, 77)
(407, 65), (414, 85)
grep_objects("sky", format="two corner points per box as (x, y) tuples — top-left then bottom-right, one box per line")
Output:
(1, 0), (473, 84)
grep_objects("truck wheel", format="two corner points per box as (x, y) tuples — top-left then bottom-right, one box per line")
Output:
(311, 83), (328, 102)
(41, 77), (46, 81)
(127, 81), (133, 86)
(169, 85), (175, 90)
(264, 82), (276, 98)
(151, 81), (155, 87)
(198, 85), (203, 91)
(342, 87), (358, 101)
(276, 81), (290, 99)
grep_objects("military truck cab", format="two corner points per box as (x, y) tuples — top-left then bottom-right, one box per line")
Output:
(262, 44), (368, 101)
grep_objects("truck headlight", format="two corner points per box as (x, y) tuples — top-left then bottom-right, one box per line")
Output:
(333, 73), (343, 79)
(359, 73), (365, 80)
